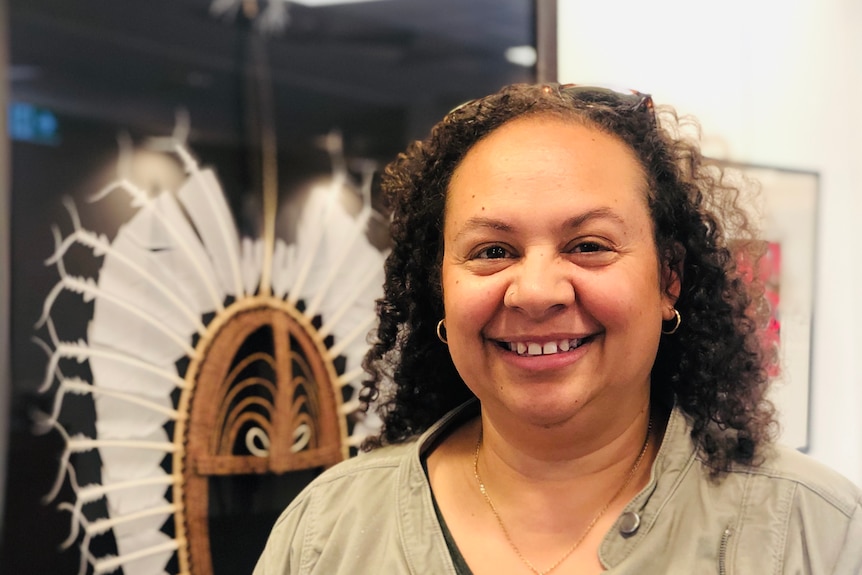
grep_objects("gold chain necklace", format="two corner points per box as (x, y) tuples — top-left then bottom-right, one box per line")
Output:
(472, 420), (652, 575)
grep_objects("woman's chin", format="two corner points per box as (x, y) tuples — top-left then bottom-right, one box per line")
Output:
(495, 390), (592, 430)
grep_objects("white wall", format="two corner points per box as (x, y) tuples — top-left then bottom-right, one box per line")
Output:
(558, 0), (862, 486)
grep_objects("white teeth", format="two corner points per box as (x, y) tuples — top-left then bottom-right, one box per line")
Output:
(508, 338), (583, 356)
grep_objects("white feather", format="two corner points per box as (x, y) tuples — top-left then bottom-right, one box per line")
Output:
(62, 379), (179, 420)
(269, 238), (297, 299)
(48, 198), (207, 335)
(91, 531), (176, 575)
(241, 236), (264, 295)
(285, 179), (343, 305)
(78, 475), (176, 516)
(94, 394), (174, 439)
(305, 204), (373, 318)
(85, 347), (186, 396)
(128, 191), (227, 311)
(175, 166), (244, 298)
(101, 228), (207, 334)
(93, 266), (197, 352)
(88, 295), (193, 364)
(98, 428), (173, 484)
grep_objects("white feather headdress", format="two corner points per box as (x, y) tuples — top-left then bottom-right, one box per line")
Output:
(35, 132), (386, 575)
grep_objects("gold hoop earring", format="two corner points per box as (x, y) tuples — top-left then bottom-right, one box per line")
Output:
(662, 308), (681, 335)
(436, 319), (448, 344)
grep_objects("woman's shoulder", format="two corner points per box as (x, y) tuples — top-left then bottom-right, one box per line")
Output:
(254, 441), (427, 574)
(737, 444), (862, 515)
(273, 404), (475, 523)
(291, 440), (419, 505)
(713, 445), (862, 573)
(668, 402), (860, 513)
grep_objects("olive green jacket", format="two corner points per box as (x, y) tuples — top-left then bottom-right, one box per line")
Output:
(254, 402), (862, 574)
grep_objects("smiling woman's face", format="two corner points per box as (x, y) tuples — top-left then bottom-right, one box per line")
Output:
(441, 116), (678, 430)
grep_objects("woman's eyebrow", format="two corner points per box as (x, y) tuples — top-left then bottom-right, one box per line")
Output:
(453, 207), (625, 241)
(562, 207), (626, 229)
(453, 208), (626, 241)
(451, 217), (513, 242)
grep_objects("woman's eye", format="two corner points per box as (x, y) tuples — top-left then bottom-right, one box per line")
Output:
(475, 245), (509, 259)
(572, 241), (607, 253)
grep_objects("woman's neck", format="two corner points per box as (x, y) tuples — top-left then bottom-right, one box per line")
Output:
(477, 399), (653, 483)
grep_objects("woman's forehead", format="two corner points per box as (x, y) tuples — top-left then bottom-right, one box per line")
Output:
(448, 116), (648, 196)
(442, 118), (653, 233)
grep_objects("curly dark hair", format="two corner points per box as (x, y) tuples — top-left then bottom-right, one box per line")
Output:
(359, 83), (777, 472)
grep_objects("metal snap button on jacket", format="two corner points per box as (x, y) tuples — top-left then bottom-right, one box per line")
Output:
(619, 511), (641, 535)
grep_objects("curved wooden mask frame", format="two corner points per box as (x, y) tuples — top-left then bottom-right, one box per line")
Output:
(175, 297), (346, 575)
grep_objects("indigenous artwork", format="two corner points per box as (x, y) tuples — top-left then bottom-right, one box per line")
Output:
(722, 163), (818, 450)
(33, 130), (386, 575)
(2, 2), (542, 572)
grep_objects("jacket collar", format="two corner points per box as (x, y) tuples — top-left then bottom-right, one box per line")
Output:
(397, 400), (481, 574)
(599, 404), (698, 567)
(400, 399), (698, 571)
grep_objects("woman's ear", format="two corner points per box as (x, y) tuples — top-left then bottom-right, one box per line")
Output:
(660, 244), (684, 311)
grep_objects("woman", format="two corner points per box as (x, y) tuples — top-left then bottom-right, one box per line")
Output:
(255, 84), (861, 574)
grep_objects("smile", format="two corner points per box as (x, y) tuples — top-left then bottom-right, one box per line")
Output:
(504, 338), (587, 356)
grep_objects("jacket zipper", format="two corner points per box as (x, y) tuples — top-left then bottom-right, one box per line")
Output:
(719, 526), (733, 575)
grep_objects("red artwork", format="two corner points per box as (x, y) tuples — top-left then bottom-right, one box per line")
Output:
(736, 241), (781, 376)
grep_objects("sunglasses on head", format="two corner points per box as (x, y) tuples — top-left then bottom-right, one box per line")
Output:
(551, 83), (656, 125)
(447, 83), (656, 126)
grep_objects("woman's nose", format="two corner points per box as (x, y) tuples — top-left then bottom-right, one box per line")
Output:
(503, 252), (575, 318)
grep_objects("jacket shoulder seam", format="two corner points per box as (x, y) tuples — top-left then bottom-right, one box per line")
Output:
(727, 460), (859, 518)
(305, 447), (410, 486)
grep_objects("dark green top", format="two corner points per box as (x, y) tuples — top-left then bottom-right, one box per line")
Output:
(430, 490), (474, 575)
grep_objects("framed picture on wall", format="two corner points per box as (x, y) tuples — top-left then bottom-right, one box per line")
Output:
(716, 161), (818, 451)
